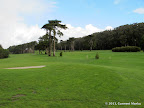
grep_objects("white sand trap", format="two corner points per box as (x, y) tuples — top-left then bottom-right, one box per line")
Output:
(5, 65), (45, 69)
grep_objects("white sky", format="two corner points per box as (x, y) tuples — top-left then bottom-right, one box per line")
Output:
(0, 0), (113, 48)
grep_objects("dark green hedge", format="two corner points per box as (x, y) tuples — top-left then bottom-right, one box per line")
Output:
(112, 46), (141, 52)
(0, 48), (9, 59)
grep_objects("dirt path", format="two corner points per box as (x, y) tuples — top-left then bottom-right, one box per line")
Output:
(4, 65), (45, 69)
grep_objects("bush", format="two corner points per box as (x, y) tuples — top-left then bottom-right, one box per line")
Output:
(60, 52), (62, 56)
(0, 44), (3, 49)
(112, 46), (141, 52)
(95, 53), (99, 59)
(0, 48), (9, 59)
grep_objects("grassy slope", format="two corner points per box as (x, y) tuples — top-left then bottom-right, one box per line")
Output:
(0, 50), (144, 108)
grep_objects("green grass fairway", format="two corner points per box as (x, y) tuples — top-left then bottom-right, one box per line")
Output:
(0, 50), (144, 108)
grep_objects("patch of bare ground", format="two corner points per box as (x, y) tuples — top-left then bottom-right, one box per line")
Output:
(11, 94), (26, 102)
(32, 90), (37, 94)
(0, 102), (9, 107)
(4, 65), (45, 69)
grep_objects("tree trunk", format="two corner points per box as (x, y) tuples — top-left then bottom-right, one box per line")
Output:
(33, 46), (35, 53)
(69, 46), (70, 52)
(90, 46), (92, 51)
(46, 48), (48, 54)
(61, 46), (62, 51)
(53, 35), (56, 56)
(65, 45), (66, 52)
(72, 42), (74, 51)
(48, 30), (52, 56)
(71, 44), (73, 51)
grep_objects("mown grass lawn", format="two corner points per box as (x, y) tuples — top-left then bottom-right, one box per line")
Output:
(0, 50), (144, 108)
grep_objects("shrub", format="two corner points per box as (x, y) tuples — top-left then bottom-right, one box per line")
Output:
(0, 48), (9, 59)
(60, 52), (62, 56)
(0, 44), (3, 49)
(112, 46), (141, 52)
(95, 53), (99, 59)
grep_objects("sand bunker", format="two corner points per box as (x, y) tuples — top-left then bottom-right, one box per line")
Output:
(5, 65), (45, 69)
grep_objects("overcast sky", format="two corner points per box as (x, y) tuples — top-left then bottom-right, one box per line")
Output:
(0, 0), (144, 48)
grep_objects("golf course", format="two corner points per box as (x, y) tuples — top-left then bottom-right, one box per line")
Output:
(0, 50), (144, 108)
(1, 0), (144, 108)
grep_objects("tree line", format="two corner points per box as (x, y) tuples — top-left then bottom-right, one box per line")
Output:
(8, 22), (144, 54)
(8, 41), (37, 54)
(57, 23), (144, 51)
(0, 44), (9, 59)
